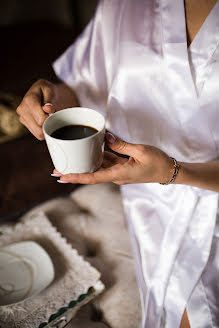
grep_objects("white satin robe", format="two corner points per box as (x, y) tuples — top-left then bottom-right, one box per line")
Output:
(53, 0), (219, 327)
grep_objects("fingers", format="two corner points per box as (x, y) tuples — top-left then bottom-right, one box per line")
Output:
(57, 165), (123, 184)
(105, 132), (140, 157)
(17, 96), (47, 140)
(16, 79), (56, 140)
(42, 103), (54, 114)
(19, 116), (44, 140)
(52, 167), (129, 186)
(41, 82), (56, 114)
(53, 168), (61, 175)
(41, 83), (56, 109)
(113, 180), (127, 185)
(27, 94), (48, 125)
(51, 169), (62, 177)
(52, 151), (129, 184)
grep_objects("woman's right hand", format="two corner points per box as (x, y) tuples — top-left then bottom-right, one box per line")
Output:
(16, 79), (57, 140)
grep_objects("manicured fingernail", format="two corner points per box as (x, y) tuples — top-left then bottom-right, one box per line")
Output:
(106, 132), (116, 144)
(57, 179), (69, 184)
(51, 173), (62, 177)
(44, 103), (53, 107)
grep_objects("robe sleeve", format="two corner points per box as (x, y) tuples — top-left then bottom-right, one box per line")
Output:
(53, 0), (108, 116)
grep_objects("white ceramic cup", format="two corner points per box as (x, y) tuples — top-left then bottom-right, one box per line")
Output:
(43, 107), (105, 174)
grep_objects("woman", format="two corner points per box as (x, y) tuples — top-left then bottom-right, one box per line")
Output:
(17, 0), (219, 327)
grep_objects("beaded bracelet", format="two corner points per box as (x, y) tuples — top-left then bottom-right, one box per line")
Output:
(159, 157), (180, 185)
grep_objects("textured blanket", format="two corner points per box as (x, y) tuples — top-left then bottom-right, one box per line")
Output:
(0, 183), (142, 328)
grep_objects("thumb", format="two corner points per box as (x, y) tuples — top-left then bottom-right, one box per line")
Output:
(42, 102), (54, 114)
(41, 85), (56, 114)
(105, 132), (136, 157)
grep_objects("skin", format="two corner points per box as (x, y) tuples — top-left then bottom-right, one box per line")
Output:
(185, 0), (217, 46)
(16, 79), (79, 140)
(16, 1), (218, 327)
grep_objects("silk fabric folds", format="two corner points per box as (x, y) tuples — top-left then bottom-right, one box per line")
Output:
(53, 0), (219, 327)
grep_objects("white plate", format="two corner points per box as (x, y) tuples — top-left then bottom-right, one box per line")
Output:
(0, 241), (55, 306)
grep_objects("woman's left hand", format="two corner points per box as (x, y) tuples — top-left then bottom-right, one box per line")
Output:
(53, 132), (175, 185)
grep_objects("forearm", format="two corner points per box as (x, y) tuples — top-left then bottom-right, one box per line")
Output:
(54, 82), (80, 111)
(174, 160), (219, 192)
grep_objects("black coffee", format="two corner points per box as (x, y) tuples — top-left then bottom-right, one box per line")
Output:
(51, 124), (98, 140)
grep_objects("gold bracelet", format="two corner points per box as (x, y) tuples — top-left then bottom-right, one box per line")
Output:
(160, 157), (180, 185)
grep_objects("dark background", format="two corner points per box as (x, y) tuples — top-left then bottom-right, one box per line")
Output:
(0, 0), (98, 221)
(0, 0), (98, 95)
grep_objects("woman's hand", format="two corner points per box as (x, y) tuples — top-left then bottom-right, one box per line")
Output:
(16, 79), (57, 140)
(53, 133), (174, 185)
(16, 79), (79, 140)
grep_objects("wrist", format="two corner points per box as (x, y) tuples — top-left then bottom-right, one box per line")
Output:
(159, 157), (180, 185)
(172, 162), (193, 185)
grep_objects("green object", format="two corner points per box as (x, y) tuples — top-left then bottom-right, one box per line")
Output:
(48, 312), (60, 322)
(68, 300), (78, 308)
(39, 285), (95, 327)
(58, 307), (68, 315)
(48, 306), (68, 322)
(38, 323), (47, 328)
(78, 293), (87, 302)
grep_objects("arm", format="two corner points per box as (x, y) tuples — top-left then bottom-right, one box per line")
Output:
(17, 79), (79, 140)
(55, 133), (219, 193)
(175, 160), (219, 192)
